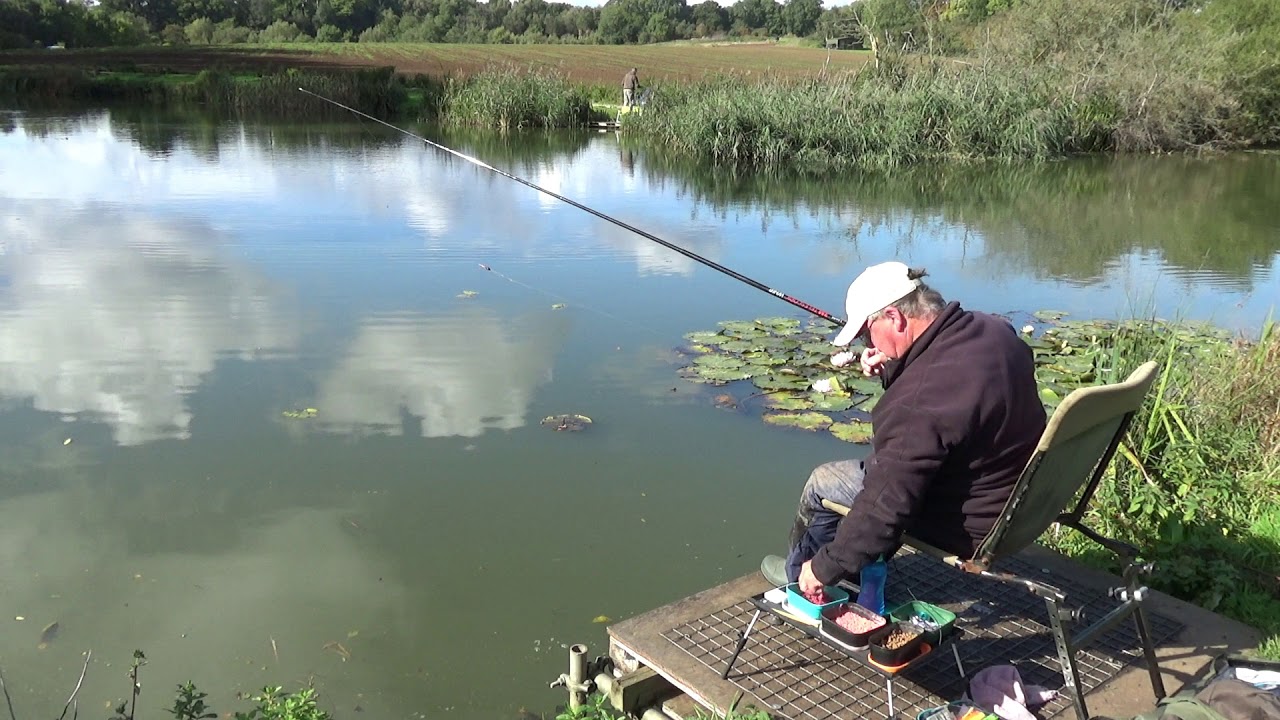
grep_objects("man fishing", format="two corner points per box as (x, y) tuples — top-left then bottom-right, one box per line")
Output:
(760, 261), (1046, 594)
(622, 68), (639, 108)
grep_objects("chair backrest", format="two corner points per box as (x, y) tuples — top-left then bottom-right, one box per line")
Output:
(972, 361), (1159, 567)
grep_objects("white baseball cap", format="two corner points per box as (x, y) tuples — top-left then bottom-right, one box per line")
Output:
(831, 261), (923, 347)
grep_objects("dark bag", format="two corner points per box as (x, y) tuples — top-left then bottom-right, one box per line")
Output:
(1132, 655), (1280, 720)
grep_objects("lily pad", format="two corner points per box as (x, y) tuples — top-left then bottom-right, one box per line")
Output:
(713, 394), (739, 411)
(809, 393), (855, 412)
(762, 412), (833, 431)
(752, 374), (814, 391)
(541, 414), (593, 431)
(830, 421), (874, 444)
(694, 355), (745, 369)
(718, 320), (761, 335)
(1038, 386), (1062, 408)
(691, 366), (752, 383)
(765, 395), (813, 411)
(684, 331), (729, 346)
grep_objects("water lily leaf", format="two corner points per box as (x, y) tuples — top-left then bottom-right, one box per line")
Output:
(541, 414), (593, 431)
(765, 395), (813, 410)
(762, 412), (832, 431)
(685, 343), (713, 354)
(694, 355), (745, 369)
(801, 341), (837, 354)
(830, 421), (874, 443)
(743, 352), (787, 366)
(1039, 386), (1061, 407)
(694, 366), (753, 383)
(752, 374), (813, 391)
(719, 340), (757, 353)
(684, 331), (728, 346)
(857, 393), (880, 411)
(1034, 310), (1068, 321)
(718, 320), (762, 335)
(844, 377), (884, 396)
(713, 394), (739, 411)
(592, 615), (611, 624)
(810, 393), (855, 412)
(755, 317), (802, 331)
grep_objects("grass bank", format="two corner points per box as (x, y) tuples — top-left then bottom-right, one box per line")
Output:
(625, 0), (1280, 171)
(1037, 317), (1280, 658)
(0, 62), (594, 128)
(0, 64), (417, 117)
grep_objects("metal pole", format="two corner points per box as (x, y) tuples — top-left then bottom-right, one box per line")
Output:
(721, 610), (762, 679)
(569, 644), (588, 710)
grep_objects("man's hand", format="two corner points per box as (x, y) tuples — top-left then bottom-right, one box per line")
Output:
(860, 347), (888, 377)
(798, 560), (824, 596)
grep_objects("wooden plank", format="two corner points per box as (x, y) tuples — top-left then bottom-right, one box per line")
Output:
(606, 666), (681, 715)
(607, 573), (772, 717)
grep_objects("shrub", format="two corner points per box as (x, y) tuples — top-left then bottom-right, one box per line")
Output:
(315, 24), (344, 42)
(184, 17), (214, 44)
(211, 19), (252, 43)
(259, 20), (305, 42)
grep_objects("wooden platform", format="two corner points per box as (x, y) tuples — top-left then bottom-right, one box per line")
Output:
(607, 546), (1261, 720)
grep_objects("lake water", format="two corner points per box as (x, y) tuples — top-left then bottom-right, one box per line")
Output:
(0, 108), (1277, 719)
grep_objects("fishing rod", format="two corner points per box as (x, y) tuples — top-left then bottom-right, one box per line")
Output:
(297, 87), (846, 328)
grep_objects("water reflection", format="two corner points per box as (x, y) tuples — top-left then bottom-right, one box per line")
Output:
(0, 199), (298, 445)
(313, 309), (567, 438)
(640, 149), (1280, 291)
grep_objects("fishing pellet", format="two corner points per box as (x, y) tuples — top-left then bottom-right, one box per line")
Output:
(880, 628), (919, 650)
(832, 607), (885, 634)
(801, 587), (828, 604)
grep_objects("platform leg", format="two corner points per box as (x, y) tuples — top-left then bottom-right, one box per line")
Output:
(886, 677), (895, 717)
(721, 609), (762, 679)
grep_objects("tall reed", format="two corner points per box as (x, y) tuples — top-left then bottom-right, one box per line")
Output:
(1042, 317), (1280, 655)
(439, 65), (590, 131)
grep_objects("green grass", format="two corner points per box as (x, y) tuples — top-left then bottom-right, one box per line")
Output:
(1037, 318), (1280, 658)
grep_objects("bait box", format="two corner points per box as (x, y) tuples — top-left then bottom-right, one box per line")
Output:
(868, 622), (927, 667)
(888, 600), (957, 645)
(819, 602), (887, 649)
(784, 582), (849, 620)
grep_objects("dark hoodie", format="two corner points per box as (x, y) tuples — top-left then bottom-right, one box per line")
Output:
(809, 302), (1046, 584)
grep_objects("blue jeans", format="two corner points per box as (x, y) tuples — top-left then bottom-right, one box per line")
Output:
(784, 459), (865, 583)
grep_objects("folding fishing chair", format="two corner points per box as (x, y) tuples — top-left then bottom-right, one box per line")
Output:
(822, 361), (1166, 720)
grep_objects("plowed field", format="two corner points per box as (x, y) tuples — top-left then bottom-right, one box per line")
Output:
(0, 42), (873, 85)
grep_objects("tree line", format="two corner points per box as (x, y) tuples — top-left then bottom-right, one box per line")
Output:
(0, 0), (1038, 50)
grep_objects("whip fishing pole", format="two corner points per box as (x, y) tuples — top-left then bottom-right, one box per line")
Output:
(297, 88), (847, 329)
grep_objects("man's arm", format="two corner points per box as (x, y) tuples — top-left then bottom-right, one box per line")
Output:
(808, 406), (948, 584)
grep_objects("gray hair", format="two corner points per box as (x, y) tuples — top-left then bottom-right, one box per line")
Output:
(868, 268), (945, 322)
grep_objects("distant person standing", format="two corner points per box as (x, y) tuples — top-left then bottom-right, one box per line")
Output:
(622, 68), (639, 108)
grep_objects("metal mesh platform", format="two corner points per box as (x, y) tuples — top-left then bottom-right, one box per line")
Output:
(663, 551), (1182, 719)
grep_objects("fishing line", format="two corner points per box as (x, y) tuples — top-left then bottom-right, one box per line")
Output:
(476, 262), (668, 338)
(297, 88), (847, 329)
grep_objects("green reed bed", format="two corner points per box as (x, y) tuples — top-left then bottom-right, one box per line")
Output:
(1038, 317), (1280, 657)
(0, 65), (418, 118)
(624, 67), (1097, 172)
(439, 65), (590, 131)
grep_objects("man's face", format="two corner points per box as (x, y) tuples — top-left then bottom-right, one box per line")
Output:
(865, 307), (907, 359)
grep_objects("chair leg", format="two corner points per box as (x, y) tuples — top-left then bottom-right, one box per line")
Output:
(1133, 602), (1167, 700)
(1045, 595), (1090, 720)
